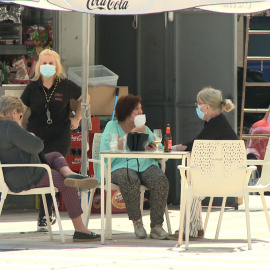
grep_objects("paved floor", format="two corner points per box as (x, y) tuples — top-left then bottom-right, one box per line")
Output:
(1, 195), (270, 269)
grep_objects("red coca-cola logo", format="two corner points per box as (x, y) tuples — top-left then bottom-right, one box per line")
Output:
(71, 134), (82, 142)
(72, 157), (82, 165)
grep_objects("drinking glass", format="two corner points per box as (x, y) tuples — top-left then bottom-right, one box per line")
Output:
(153, 129), (162, 151)
(109, 133), (119, 152)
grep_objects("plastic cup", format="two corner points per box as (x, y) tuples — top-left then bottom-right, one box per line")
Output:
(109, 133), (118, 152)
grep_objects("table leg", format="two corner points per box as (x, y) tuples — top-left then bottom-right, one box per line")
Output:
(105, 158), (112, 239)
(100, 155), (105, 244)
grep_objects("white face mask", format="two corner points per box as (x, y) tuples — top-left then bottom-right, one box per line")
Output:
(134, 114), (146, 127)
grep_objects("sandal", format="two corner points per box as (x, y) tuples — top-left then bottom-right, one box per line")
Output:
(73, 231), (101, 242)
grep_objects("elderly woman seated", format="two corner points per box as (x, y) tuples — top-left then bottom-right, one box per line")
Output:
(98, 94), (169, 240)
(0, 95), (99, 242)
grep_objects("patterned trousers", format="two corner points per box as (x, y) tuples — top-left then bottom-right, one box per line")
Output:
(111, 165), (169, 228)
(35, 152), (83, 219)
(184, 197), (204, 237)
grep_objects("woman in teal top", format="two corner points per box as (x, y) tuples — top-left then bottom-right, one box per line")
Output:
(99, 94), (169, 240)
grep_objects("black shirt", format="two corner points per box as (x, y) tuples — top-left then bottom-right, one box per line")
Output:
(184, 114), (239, 151)
(21, 78), (81, 141)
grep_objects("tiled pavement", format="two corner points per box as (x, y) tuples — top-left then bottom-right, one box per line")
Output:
(1, 195), (270, 269)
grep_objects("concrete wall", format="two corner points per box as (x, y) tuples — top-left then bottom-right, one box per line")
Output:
(56, 11), (95, 73)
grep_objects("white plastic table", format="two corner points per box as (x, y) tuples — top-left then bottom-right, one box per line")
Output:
(99, 150), (190, 244)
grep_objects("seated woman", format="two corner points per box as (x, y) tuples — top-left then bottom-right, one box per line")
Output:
(98, 94), (169, 240)
(172, 87), (238, 240)
(0, 95), (99, 242)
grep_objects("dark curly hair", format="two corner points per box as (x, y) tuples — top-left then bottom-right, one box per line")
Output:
(115, 94), (142, 122)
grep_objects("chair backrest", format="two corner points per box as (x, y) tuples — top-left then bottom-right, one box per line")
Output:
(258, 140), (270, 186)
(92, 133), (102, 175)
(190, 140), (248, 197)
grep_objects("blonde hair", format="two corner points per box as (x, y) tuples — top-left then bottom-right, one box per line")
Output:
(32, 49), (66, 81)
(0, 95), (24, 117)
(197, 87), (235, 112)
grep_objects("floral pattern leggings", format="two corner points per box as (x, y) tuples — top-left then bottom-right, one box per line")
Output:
(111, 165), (169, 228)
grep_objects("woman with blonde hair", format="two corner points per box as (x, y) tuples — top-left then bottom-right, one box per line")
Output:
(20, 48), (90, 232)
(173, 87), (237, 152)
(172, 87), (238, 240)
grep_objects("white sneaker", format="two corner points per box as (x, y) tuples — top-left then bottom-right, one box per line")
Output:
(133, 219), (147, 239)
(37, 213), (56, 232)
(150, 225), (168, 240)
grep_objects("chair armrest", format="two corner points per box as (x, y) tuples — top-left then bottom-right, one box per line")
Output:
(88, 158), (101, 164)
(177, 165), (199, 171)
(0, 163), (55, 189)
(238, 166), (257, 171)
(246, 165), (257, 171)
(247, 160), (270, 166)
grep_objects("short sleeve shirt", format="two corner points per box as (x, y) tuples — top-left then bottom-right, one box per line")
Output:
(21, 78), (81, 140)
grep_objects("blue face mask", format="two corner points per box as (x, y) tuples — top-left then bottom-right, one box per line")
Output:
(196, 105), (205, 120)
(40, 64), (56, 78)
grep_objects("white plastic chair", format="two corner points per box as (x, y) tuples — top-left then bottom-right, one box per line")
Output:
(86, 133), (172, 239)
(242, 141), (270, 231)
(0, 163), (65, 243)
(177, 140), (255, 250)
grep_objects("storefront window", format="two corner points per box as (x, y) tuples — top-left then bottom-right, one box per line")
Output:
(0, 4), (55, 85)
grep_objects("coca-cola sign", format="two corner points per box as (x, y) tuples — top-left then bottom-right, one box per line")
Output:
(72, 157), (82, 165)
(71, 134), (82, 142)
(87, 0), (129, 11)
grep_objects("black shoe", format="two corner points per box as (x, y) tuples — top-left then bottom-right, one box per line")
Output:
(73, 231), (101, 242)
(37, 213), (56, 232)
(64, 174), (98, 190)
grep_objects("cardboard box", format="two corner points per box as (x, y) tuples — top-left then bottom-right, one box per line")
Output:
(70, 86), (128, 116)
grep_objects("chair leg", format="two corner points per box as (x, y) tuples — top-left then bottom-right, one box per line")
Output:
(42, 194), (53, 240)
(164, 205), (172, 234)
(0, 190), (7, 215)
(215, 196), (226, 240)
(85, 188), (96, 228)
(51, 193), (65, 243)
(204, 196), (214, 234)
(259, 191), (270, 232)
(178, 184), (188, 246)
(244, 193), (252, 250)
(185, 190), (192, 250)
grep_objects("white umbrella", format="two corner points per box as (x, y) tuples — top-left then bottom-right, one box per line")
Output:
(199, 2), (270, 13)
(0, 0), (70, 10)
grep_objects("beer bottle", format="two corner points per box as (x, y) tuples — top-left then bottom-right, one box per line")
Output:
(164, 124), (172, 152)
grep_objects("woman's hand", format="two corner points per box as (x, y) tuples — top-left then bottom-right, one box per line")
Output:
(131, 125), (146, 133)
(171, 144), (187, 151)
(145, 142), (157, 151)
(70, 116), (80, 130)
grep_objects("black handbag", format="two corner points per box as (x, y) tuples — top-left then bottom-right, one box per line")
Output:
(127, 132), (149, 151)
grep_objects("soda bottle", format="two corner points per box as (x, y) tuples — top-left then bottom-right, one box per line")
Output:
(164, 124), (172, 152)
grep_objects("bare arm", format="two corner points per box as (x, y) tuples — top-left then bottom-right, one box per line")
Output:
(70, 94), (90, 130)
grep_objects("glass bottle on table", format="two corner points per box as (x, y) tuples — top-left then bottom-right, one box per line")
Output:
(164, 124), (172, 152)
